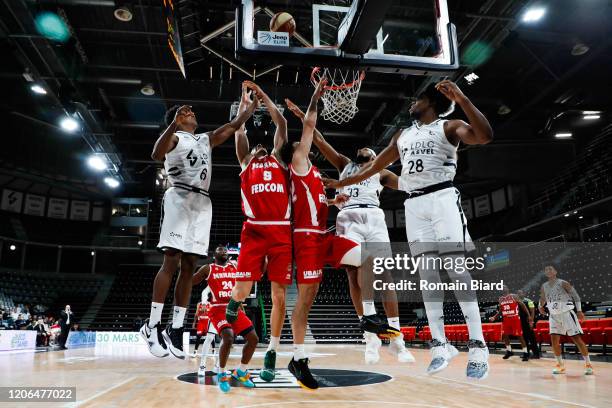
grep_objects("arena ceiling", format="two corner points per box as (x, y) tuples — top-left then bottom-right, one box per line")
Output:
(0, 0), (610, 197)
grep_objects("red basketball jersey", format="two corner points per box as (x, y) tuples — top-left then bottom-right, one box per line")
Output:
(500, 294), (520, 318)
(290, 163), (328, 231)
(206, 262), (238, 305)
(195, 303), (209, 321)
(240, 155), (291, 222)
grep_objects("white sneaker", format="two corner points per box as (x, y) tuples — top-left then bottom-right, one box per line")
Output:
(427, 339), (455, 375)
(389, 337), (415, 363)
(364, 332), (381, 364)
(139, 319), (169, 358)
(466, 339), (489, 380)
(198, 365), (207, 377)
(189, 351), (198, 358)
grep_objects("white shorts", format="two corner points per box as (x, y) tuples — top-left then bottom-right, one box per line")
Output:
(336, 207), (391, 258)
(157, 187), (212, 256)
(404, 187), (473, 255)
(549, 310), (583, 336)
(207, 320), (218, 336)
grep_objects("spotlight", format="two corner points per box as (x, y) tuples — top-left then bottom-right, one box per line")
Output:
(578, 216), (584, 219)
(60, 116), (79, 132)
(522, 7), (546, 23)
(30, 84), (47, 95)
(137, 240), (143, 246)
(464, 73), (479, 85)
(136, 208), (141, 214)
(9, 244), (16, 251)
(140, 83), (155, 96)
(563, 213), (570, 217)
(555, 132), (572, 139)
(87, 155), (107, 171)
(583, 115), (600, 120)
(104, 177), (120, 188)
(90, 251), (95, 256)
(114, 4), (133, 22)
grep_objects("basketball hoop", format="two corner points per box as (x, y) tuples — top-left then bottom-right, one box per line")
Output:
(311, 67), (365, 124)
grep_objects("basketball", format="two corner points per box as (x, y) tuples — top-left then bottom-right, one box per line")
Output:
(270, 11), (296, 36)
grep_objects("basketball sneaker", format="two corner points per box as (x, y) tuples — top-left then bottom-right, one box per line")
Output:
(584, 363), (594, 375)
(217, 371), (231, 393)
(360, 315), (401, 338)
(364, 332), (381, 364)
(552, 364), (566, 374)
(259, 350), (276, 382)
(389, 336), (416, 363)
(139, 319), (169, 358)
(288, 357), (319, 390)
(162, 325), (185, 359)
(521, 352), (529, 361)
(427, 339), (456, 375)
(232, 368), (255, 388)
(466, 339), (489, 380)
(502, 350), (513, 359)
(198, 364), (207, 377)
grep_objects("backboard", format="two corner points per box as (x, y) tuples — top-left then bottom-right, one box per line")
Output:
(235, 0), (459, 75)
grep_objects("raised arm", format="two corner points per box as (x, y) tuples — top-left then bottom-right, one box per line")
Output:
(244, 81), (288, 159)
(324, 129), (401, 189)
(292, 79), (326, 174)
(436, 80), (493, 146)
(235, 86), (253, 167)
(151, 106), (189, 161)
(285, 98), (351, 172)
(380, 169), (399, 190)
(209, 86), (259, 149)
(192, 264), (211, 286)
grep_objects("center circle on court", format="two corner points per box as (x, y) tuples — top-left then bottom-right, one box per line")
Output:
(177, 368), (392, 388)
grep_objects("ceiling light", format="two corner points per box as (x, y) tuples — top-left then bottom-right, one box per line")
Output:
(582, 111), (600, 115)
(87, 155), (107, 171)
(571, 43), (589, 56)
(9, 245), (16, 251)
(497, 104), (511, 115)
(137, 240), (143, 246)
(578, 216), (584, 219)
(464, 72), (479, 85)
(114, 4), (133, 22)
(522, 7), (546, 23)
(583, 115), (600, 120)
(60, 116), (79, 132)
(563, 213), (570, 217)
(91, 251), (95, 256)
(140, 83), (155, 96)
(555, 132), (572, 139)
(104, 177), (120, 188)
(30, 84), (47, 95)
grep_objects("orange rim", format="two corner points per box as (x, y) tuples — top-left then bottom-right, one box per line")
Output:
(311, 67), (365, 91)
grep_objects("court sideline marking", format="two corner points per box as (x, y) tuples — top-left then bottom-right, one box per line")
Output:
(65, 375), (137, 407)
(237, 401), (439, 408)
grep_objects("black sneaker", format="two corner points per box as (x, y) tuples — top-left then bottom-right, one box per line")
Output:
(521, 352), (529, 361)
(360, 315), (401, 338)
(162, 325), (185, 359)
(502, 350), (514, 359)
(288, 358), (318, 390)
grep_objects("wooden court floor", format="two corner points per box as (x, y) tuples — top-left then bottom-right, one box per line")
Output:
(1, 344), (609, 408)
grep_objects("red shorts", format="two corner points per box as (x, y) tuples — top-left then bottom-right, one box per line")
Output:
(208, 305), (253, 336)
(294, 231), (359, 284)
(196, 318), (209, 336)
(236, 222), (292, 284)
(502, 316), (523, 337)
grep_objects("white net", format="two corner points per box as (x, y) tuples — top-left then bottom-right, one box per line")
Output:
(311, 67), (365, 124)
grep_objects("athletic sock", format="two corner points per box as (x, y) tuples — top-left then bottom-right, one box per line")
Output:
(555, 355), (563, 365)
(363, 301), (376, 316)
(148, 302), (164, 328)
(201, 333), (215, 359)
(293, 344), (306, 360)
(194, 335), (202, 351)
(171, 306), (186, 329)
(583, 355), (591, 364)
(458, 301), (486, 342)
(423, 301), (446, 343)
(239, 363), (248, 372)
(357, 315), (363, 321)
(418, 254), (446, 343)
(387, 317), (400, 331)
(506, 345), (512, 352)
(522, 347), (528, 353)
(267, 336), (280, 352)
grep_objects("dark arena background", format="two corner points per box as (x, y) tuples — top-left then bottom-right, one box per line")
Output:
(0, 1), (611, 407)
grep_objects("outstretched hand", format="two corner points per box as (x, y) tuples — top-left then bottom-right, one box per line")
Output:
(285, 98), (305, 120)
(312, 78), (327, 102)
(322, 177), (342, 189)
(435, 79), (466, 103)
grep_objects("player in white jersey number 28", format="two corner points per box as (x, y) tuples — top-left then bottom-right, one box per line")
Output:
(325, 80), (493, 379)
(140, 97), (259, 360)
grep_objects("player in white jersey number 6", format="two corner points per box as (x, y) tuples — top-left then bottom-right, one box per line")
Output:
(324, 80), (493, 379)
(141, 95), (259, 360)
(285, 98), (414, 365)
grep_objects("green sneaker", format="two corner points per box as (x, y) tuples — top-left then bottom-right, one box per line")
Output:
(260, 350), (276, 382)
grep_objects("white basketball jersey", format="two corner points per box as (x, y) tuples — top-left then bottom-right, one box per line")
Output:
(396, 119), (457, 192)
(338, 162), (383, 208)
(164, 131), (212, 191)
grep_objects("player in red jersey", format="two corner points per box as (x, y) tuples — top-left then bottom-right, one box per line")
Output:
(226, 82), (291, 383)
(489, 285), (531, 361)
(192, 299), (210, 356)
(193, 245), (258, 393)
